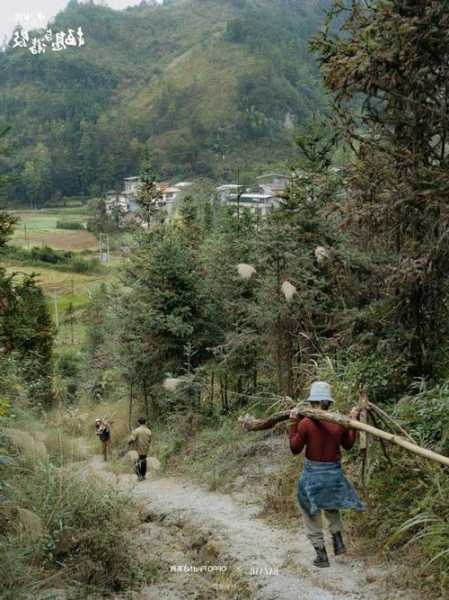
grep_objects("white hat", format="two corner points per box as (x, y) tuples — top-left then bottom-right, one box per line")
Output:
(307, 381), (334, 403)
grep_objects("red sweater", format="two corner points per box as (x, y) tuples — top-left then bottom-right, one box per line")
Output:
(289, 417), (356, 462)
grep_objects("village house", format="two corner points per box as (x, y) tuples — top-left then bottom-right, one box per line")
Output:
(104, 190), (129, 215)
(216, 173), (289, 217)
(161, 186), (182, 203)
(105, 176), (191, 219)
(216, 184), (244, 203)
(255, 172), (290, 196)
(229, 192), (281, 217)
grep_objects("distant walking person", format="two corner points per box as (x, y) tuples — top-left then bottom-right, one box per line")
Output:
(289, 381), (364, 568)
(128, 417), (152, 481)
(95, 418), (111, 462)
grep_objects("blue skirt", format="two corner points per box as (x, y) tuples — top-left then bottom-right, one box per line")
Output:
(297, 458), (365, 517)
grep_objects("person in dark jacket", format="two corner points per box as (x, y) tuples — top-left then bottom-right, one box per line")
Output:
(95, 418), (111, 462)
(289, 381), (364, 568)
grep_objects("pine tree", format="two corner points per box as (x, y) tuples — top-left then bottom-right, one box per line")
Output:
(136, 146), (163, 227)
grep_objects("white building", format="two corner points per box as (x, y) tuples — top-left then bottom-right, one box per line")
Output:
(226, 192), (281, 217)
(105, 191), (129, 215)
(123, 176), (142, 195)
(105, 176), (194, 223)
(161, 186), (182, 203)
(175, 181), (193, 190)
(216, 184), (244, 203)
(256, 173), (290, 196)
(216, 175), (288, 217)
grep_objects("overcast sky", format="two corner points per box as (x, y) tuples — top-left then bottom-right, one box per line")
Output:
(0, 0), (145, 47)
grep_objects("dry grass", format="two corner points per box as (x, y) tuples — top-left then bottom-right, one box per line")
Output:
(40, 430), (88, 464)
(260, 459), (301, 525)
(0, 504), (44, 540)
(14, 508), (45, 540)
(0, 413), (155, 598)
(11, 229), (98, 251)
(59, 398), (133, 454)
(3, 428), (48, 463)
(0, 263), (104, 295)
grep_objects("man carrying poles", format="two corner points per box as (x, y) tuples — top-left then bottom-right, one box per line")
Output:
(289, 381), (365, 568)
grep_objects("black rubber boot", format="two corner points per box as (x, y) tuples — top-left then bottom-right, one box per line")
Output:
(313, 545), (330, 568)
(332, 531), (347, 556)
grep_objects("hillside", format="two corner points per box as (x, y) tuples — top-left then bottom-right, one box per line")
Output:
(0, 0), (332, 207)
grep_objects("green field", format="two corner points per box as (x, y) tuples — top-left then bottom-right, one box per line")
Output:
(9, 209), (99, 251)
(2, 208), (118, 349)
(1, 262), (105, 298)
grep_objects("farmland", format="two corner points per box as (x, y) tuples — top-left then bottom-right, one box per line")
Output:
(9, 209), (99, 251)
(1, 208), (118, 349)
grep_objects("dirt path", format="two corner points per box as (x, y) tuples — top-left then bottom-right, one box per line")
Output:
(91, 457), (414, 600)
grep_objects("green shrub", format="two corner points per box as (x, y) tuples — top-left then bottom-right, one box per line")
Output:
(2, 246), (101, 274)
(56, 220), (85, 230)
(30, 245), (73, 264)
(393, 384), (449, 455)
(318, 351), (410, 405)
(56, 351), (83, 403)
(68, 256), (100, 273)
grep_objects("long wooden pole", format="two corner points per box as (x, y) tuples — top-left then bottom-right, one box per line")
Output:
(239, 405), (449, 468)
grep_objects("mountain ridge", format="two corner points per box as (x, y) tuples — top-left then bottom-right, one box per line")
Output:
(0, 0), (333, 206)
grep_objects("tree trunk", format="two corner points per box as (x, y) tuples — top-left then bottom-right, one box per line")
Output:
(143, 380), (149, 422)
(220, 375), (229, 413)
(210, 372), (215, 413)
(128, 381), (133, 432)
(239, 405), (449, 468)
(224, 374), (229, 412)
(253, 368), (257, 392)
(237, 377), (243, 407)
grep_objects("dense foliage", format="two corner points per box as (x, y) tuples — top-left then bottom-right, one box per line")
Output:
(0, 130), (54, 407)
(312, 0), (449, 377)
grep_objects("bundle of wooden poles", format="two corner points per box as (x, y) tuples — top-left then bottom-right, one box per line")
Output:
(239, 392), (449, 469)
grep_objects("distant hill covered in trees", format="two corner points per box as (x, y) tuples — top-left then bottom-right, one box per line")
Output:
(0, 0), (333, 207)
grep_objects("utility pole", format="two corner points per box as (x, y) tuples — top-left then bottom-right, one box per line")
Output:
(53, 292), (59, 329)
(70, 279), (74, 345)
(236, 168), (241, 236)
(99, 233), (109, 263)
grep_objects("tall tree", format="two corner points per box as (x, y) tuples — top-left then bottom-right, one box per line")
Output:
(312, 0), (449, 376)
(23, 143), (52, 209)
(78, 119), (97, 195)
(136, 146), (163, 227)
